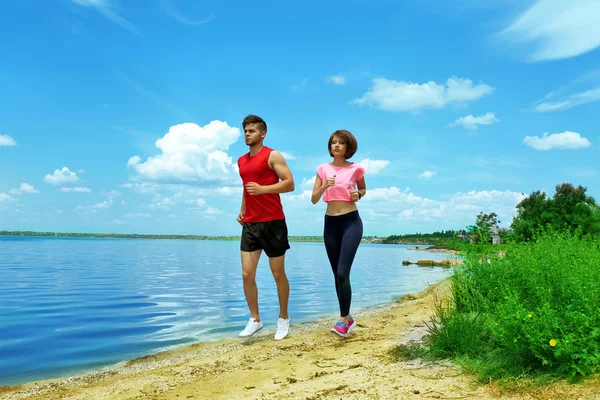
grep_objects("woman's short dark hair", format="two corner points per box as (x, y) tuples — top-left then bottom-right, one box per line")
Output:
(328, 129), (357, 159)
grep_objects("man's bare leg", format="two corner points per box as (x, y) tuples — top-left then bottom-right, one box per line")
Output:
(269, 254), (289, 319)
(241, 250), (262, 321)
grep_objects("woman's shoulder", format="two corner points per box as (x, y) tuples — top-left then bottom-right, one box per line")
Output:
(316, 162), (330, 171)
(351, 161), (365, 171)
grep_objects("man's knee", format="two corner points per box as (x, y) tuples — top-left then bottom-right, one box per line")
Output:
(242, 269), (256, 282)
(271, 268), (287, 283)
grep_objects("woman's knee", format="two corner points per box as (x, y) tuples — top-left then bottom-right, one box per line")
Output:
(336, 270), (350, 285)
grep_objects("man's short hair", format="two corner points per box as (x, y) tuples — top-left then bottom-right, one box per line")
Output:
(328, 129), (358, 159)
(242, 115), (267, 133)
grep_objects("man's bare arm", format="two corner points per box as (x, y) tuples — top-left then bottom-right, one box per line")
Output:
(265, 150), (294, 193)
(245, 151), (295, 195)
(236, 193), (246, 224)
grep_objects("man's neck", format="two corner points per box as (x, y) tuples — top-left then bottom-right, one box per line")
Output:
(249, 144), (264, 156)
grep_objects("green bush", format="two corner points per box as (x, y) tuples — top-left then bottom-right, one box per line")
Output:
(426, 231), (600, 380)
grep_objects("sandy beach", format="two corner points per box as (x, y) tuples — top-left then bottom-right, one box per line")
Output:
(2, 280), (599, 400)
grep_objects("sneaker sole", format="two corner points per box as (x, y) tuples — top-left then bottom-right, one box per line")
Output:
(330, 328), (348, 338)
(238, 325), (263, 337)
(347, 321), (356, 333)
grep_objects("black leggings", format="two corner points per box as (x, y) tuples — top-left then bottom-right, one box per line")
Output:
(324, 210), (363, 317)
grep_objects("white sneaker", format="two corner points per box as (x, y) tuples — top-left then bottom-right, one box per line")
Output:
(274, 318), (290, 340)
(239, 317), (263, 337)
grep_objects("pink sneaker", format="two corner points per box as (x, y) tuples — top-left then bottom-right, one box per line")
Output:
(330, 321), (349, 337)
(347, 316), (356, 333)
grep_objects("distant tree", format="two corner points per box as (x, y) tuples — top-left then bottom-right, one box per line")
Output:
(511, 183), (600, 241)
(467, 212), (500, 244)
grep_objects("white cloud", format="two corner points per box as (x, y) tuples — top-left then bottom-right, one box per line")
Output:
(205, 207), (222, 215)
(185, 198), (207, 206)
(359, 159), (390, 174)
(44, 167), (80, 186)
(279, 151), (296, 160)
(363, 187), (525, 228)
(301, 176), (316, 189)
(326, 74), (346, 85)
(121, 181), (242, 201)
(75, 193), (116, 215)
(285, 184), (526, 234)
(286, 189), (313, 204)
(102, 190), (122, 198)
(354, 77), (494, 112)
(419, 171), (438, 179)
(162, 1), (216, 25)
(0, 134), (16, 146)
(107, 219), (127, 225)
(127, 156), (141, 167)
(10, 183), (39, 195)
(538, 89), (600, 111)
(123, 213), (151, 218)
(0, 193), (16, 202)
(61, 187), (92, 193)
(73, 0), (105, 5)
(499, 0), (600, 62)
(72, 0), (141, 35)
(183, 202), (225, 219)
(147, 202), (170, 210)
(92, 200), (111, 209)
(533, 71), (600, 112)
(160, 196), (175, 206)
(120, 182), (157, 194)
(448, 112), (499, 130)
(523, 131), (592, 151)
(20, 183), (39, 194)
(127, 120), (241, 185)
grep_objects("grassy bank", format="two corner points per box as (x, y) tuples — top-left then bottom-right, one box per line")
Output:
(395, 231), (600, 386)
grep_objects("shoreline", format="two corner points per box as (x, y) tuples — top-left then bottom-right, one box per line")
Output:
(0, 279), (447, 389)
(3, 280), (599, 399)
(407, 247), (459, 255)
(1, 282), (450, 399)
(0, 242), (456, 393)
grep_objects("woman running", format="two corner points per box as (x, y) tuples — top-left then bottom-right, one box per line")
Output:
(311, 129), (366, 337)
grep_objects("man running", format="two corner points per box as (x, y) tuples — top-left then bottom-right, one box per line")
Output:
(236, 114), (294, 340)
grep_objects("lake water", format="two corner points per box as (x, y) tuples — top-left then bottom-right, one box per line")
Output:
(0, 236), (453, 386)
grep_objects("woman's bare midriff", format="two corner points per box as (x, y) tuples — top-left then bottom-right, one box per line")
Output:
(325, 200), (357, 216)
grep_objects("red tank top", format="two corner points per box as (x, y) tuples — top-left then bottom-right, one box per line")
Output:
(238, 146), (286, 222)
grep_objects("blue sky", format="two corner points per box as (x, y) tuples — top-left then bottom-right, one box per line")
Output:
(1, 0), (599, 236)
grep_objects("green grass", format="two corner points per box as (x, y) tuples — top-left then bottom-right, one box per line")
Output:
(394, 231), (600, 385)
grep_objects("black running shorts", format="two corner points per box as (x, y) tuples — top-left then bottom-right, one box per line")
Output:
(240, 219), (290, 258)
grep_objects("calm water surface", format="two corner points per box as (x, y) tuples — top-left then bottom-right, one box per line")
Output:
(0, 236), (453, 385)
